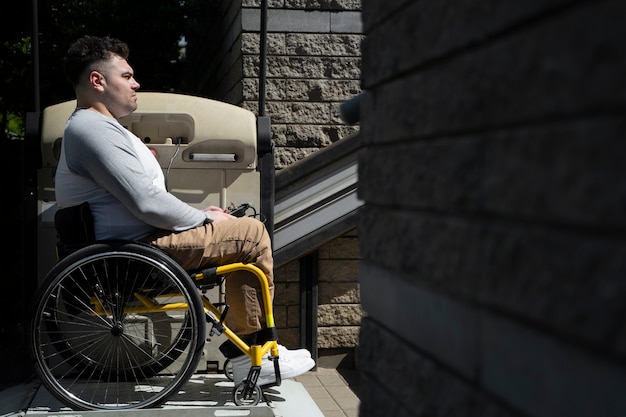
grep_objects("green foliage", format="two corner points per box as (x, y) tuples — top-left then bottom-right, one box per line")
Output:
(6, 114), (25, 137)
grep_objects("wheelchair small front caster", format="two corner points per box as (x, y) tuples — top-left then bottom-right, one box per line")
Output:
(233, 382), (262, 406)
(223, 358), (234, 381)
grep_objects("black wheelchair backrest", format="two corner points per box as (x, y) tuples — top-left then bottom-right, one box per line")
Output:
(54, 202), (95, 259)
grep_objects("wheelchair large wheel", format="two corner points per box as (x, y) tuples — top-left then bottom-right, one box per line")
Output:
(29, 242), (206, 410)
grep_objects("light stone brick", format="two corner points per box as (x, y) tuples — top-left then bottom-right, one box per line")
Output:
(283, 79), (361, 101)
(266, 101), (331, 124)
(326, 235), (361, 258)
(328, 57), (361, 79)
(285, 0), (361, 10)
(287, 305), (301, 327)
(273, 281), (300, 305)
(271, 123), (288, 146)
(286, 34), (363, 56)
(265, 56), (329, 78)
(318, 304), (364, 326)
(241, 100), (258, 114)
(319, 259), (359, 282)
(274, 258), (300, 283)
(283, 124), (334, 147)
(242, 33), (286, 55)
(278, 328), (300, 349)
(273, 305), (287, 328)
(275, 146), (320, 168)
(265, 79), (288, 100)
(317, 326), (360, 348)
(319, 282), (360, 304)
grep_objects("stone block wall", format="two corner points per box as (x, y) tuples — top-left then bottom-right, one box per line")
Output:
(240, 0), (363, 168)
(195, 0), (363, 167)
(358, 1), (626, 416)
(272, 255), (301, 347)
(316, 228), (363, 365)
(274, 229), (363, 365)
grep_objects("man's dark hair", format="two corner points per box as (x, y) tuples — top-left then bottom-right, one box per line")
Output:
(63, 35), (130, 87)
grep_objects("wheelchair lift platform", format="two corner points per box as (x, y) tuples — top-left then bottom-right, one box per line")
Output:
(20, 92), (357, 417)
(1, 373), (324, 417)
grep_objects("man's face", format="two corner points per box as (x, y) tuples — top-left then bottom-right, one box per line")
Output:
(97, 54), (140, 118)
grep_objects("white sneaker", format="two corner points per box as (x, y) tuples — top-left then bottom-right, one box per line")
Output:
(273, 344), (311, 359)
(232, 346), (315, 386)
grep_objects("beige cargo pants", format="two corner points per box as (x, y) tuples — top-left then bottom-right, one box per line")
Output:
(148, 216), (274, 336)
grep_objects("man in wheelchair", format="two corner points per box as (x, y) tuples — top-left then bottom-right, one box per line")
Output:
(55, 35), (314, 387)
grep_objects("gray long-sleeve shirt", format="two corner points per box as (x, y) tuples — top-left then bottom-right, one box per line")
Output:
(55, 109), (210, 241)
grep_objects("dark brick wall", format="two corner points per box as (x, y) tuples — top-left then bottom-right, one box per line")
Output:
(358, 1), (626, 416)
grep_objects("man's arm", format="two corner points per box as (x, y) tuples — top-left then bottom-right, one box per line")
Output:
(64, 114), (211, 230)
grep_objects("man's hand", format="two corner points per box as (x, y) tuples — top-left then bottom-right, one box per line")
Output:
(204, 206), (236, 224)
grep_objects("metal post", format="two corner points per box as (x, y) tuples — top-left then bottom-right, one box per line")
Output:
(300, 252), (318, 361)
(258, 0), (268, 117)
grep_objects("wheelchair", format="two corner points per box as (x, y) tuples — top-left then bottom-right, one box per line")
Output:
(29, 203), (281, 410)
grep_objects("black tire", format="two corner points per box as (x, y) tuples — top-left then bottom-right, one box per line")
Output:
(29, 242), (206, 410)
(223, 358), (234, 381)
(233, 382), (262, 406)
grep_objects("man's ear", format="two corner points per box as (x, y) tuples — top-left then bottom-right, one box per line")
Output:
(89, 70), (105, 90)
